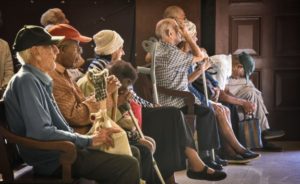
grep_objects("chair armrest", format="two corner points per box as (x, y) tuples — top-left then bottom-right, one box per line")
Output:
(157, 86), (195, 114)
(139, 63), (151, 68)
(0, 126), (76, 183)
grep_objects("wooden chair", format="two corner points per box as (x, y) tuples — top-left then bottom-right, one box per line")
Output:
(139, 39), (197, 135)
(156, 86), (197, 134)
(0, 100), (77, 183)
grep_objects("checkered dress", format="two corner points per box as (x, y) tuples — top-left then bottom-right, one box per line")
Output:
(90, 69), (109, 101)
(155, 41), (201, 108)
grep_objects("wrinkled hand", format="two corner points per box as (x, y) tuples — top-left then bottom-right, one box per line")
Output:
(153, 103), (161, 107)
(211, 87), (220, 102)
(176, 19), (189, 38)
(138, 138), (155, 154)
(242, 100), (256, 114)
(107, 75), (121, 95)
(91, 127), (121, 147)
(118, 90), (133, 106)
(200, 57), (211, 70)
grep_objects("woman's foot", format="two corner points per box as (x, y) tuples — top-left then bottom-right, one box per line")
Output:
(222, 154), (251, 164)
(202, 156), (223, 170)
(215, 154), (228, 166)
(187, 166), (227, 181)
(240, 149), (261, 160)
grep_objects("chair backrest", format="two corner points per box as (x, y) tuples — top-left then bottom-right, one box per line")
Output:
(0, 100), (76, 183)
(0, 100), (23, 182)
(139, 39), (197, 136)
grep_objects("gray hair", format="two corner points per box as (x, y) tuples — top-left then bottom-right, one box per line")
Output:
(16, 48), (33, 65)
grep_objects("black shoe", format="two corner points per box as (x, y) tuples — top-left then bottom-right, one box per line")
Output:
(262, 141), (283, 152)
(187, 166), (227, 181)
(222, 154), (250, 164)
(240, 149), (261, 160)
(202, 157), (223, 170)
(215, 155), (228, 166)
(262, 129), (285, 140)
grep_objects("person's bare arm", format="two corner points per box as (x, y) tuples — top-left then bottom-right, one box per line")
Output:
(177, 20), (207, 63)
(91, 127), (121, 147)
(145, 52), (152, 63)
(219, 88), (256, 114)
(188, 59), (211, 83)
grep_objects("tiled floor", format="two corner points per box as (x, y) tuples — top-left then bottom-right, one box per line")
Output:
(175, 141), (300, 184)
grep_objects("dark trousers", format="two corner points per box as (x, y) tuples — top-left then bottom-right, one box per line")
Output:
(72, 148), (140, 184)
(142, 106), (190, 180)
(132, 142), (156, 183)
(181, 104), (220, 151)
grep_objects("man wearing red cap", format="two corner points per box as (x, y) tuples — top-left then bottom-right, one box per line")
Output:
(47, 24), (105, 133)
(47, 24), (140, 183)
(4, 25), (139, 184)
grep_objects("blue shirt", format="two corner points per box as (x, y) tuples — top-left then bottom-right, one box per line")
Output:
(3, 64), (92, 175)
(188, 65), (218, 108)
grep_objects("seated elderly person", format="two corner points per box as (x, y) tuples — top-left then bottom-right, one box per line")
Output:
(153, 17), (222, 166)
(46, 24), (153, 183)
(3, 25), (139, 183)
(40, 8), (84, 82)
(40, 8), (69, 29)
(110, 60), (227, 182)
(177, 20), (260, 163)
(77, 29), (226, 182)
(0, 38), (14, 98)
(225, 53), (285, 151)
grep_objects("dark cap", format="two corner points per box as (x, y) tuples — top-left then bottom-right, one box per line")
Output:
(238, 51), (255, 82)
(13, 25), (64, 52)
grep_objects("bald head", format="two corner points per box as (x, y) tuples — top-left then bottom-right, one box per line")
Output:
(155, 18), (178, 39)
(163, 5), (186, 21)
(40, 8), (69, 27)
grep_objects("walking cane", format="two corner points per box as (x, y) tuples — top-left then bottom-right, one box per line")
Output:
(111, 91), (118, 122)
(119, 103), (166, 184)
(201, 58), (216, 161)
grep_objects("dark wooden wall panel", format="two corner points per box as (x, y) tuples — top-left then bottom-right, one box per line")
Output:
(250, 70), (261, 91)
(274, 70), (300, 110)
(230, 0), (262, 3)
(217, 0), (300, 140)
(275, 15), (300, 56)
(230, 16), (261, 55)
(0, 0), (135, 69)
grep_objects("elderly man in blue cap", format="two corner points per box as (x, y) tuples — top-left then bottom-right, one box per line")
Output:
(3, 25), (140, 183)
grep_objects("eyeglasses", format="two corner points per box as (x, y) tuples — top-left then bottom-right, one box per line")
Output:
(58, 43), (83, 54)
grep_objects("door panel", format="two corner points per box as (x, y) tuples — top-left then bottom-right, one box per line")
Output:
(216, 0), (300, 140)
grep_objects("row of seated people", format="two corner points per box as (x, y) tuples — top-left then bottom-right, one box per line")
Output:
(1, 5), (283, 184)
(153, 5), (284, 152)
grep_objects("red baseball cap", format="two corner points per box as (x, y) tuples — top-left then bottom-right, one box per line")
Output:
(48, 24), (92, 43)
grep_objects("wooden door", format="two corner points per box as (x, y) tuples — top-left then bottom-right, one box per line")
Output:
(216, 0), (300, 140)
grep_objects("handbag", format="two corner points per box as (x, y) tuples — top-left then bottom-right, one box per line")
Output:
(88, 109), (132, 156)
(86, 69), (132, 156)
(238, 113), (263, 149)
